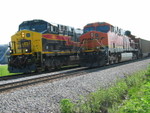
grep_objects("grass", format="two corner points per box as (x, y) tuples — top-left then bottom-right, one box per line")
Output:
(110, 67), (150, 113)
(0, 65), (16, 77)
(0, 64), (79, 77)
(60, 66), (150, 113)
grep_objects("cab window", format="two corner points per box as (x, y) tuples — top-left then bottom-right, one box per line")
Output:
(96, 25), (110, 33)
(84, 27), (95, 33)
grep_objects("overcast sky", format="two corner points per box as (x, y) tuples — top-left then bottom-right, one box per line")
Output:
(0, 0), (149, 44)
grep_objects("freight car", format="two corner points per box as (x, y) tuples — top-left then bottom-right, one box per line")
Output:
(79, 22), (150, 67)
(8, 19), (82, 73)
(136, 38), (150, 57)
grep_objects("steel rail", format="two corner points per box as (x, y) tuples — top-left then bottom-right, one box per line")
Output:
(0, 57), (149, 93)
(0, 67), (87, 93)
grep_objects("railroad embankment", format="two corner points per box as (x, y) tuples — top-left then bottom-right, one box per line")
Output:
(0, 58), (150, 113)
(60, 65), (150, 113)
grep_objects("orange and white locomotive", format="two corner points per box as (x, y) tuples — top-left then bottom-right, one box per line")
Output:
(79, 22), (142, 67)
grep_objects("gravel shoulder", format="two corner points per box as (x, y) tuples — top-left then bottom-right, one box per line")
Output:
(0, 58), (150, 113)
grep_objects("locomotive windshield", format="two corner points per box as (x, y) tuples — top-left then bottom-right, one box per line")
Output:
(84, 27), (95, 33)
(31, 23), (47, 33)
(96, 25), (110, 33)
(84, 25), (110, 33)
(19, 21), (47, 33)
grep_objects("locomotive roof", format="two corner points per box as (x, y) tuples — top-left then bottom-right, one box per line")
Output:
(85, 22), (112, 27)
(20, 19), (47, 24)
(20, 19), (75, 29)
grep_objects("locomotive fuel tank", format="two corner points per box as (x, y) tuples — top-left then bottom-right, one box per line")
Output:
(120, 53), (133, 62)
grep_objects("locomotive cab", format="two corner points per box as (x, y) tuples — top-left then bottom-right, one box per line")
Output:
(8, 30), (42, 73)
(8, 20), (45, 73)
(79, 22), (110, 67)
(84, 23), (110, 33)
(81, 22), (110, 50)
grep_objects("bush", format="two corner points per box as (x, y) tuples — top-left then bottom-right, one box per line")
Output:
(60, 68), (149, 113)
(60, 99), (74, 113)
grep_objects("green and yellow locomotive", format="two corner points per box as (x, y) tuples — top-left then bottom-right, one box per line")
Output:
(8, 19), (82, 73)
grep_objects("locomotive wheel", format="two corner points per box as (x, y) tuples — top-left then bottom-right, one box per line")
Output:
(55, 59), (62, 70)
(98, 57), (105, 66)
(51, 58), (61, 70)
(44, 58), (53, 71)
(132, 53), (137, 60)
(45, 66), (52, 71)
(109, 59), (113, 65)
(114, 55), (119, 63)
(102, 57), (106, 66)
(35, 68), (43, 73)
(115, 58), (118, 63)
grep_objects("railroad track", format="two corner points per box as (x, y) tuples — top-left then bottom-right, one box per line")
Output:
(0, 57), (149, 93)
(0, 67), (87, 93)
(0, 65), (80, 81)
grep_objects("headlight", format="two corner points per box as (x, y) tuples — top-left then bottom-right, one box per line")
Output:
(25, 49), (28, 52)
(10, 50), (13, 54)
(21, 32), (25, 38)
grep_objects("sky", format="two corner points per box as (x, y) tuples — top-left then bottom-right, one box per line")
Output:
(0, 0), (150, 44)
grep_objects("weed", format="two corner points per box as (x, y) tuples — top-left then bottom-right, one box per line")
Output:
(60, 99), (74, 113)
(60, 66), (150, 113)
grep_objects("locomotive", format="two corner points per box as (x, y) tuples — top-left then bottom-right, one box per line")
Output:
(79, 22), (150, 67)
(8, 20), (150, 73)
(8, 19), (82, 73)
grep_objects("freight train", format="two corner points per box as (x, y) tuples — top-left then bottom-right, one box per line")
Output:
(8, 19), (82, 73)
(8, 20), (150, 73)
(79, 22), (150, 67)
